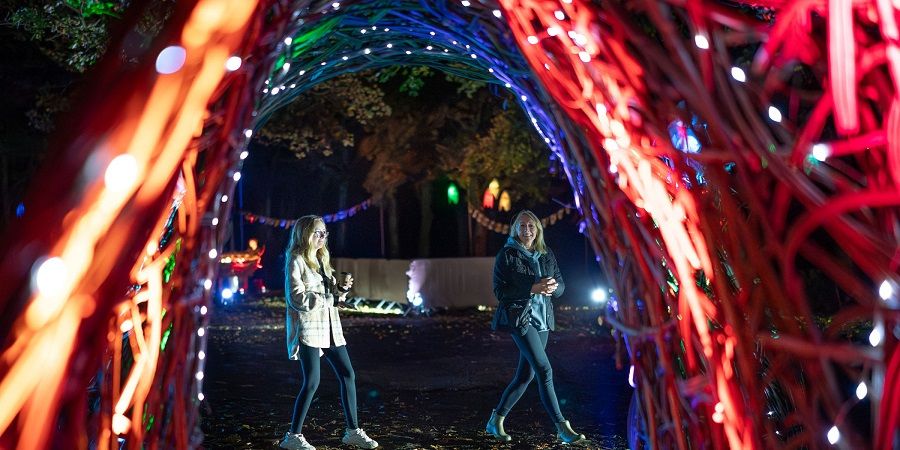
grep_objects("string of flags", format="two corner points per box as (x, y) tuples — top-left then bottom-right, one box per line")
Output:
(242, 198), (372, 228)
(468, 204), (571, 234)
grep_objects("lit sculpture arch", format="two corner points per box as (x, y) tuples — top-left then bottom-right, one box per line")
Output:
(0, 0), (897, 449)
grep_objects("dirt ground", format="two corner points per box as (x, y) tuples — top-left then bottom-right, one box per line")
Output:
(200, 297), (631, 449)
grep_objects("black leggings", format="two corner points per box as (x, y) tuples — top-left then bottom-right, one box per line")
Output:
(289, 344), (358, 433)
(496, 328), (565, 423)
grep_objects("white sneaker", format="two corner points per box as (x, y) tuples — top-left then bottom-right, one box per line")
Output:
(341, 428), (378, 449)
(279, 432), (316, 450)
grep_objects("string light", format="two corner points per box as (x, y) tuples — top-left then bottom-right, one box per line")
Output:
(827, 426), (840, 445)
(208, 249), (217, 259)
(878, 280), (894, 300)
(869, 323), (884, 346)
(239, 150), (249, 160)
(730, 67), (746, 82)
(211, 218), (219, 226)
(155, 46), (186, 74)
(527, 35), (539, 44)
(768, 106), (783, 122)
(220, 194), (228, 203)
(811, 143), (831, 161)
(855, 381), (867, 399)
(243, 129), (253, 138)
(203, 279), (212, 290)
(694, 34), (709, 49)
(284, 37), (292, 45)
(105, 154), (138, 193)
(493, 10), (501, 18)
(197, 328), (205, 337)
(225, 56), (242, 71)
(232, 172), (241, 181)
(32, 257), (67, 297)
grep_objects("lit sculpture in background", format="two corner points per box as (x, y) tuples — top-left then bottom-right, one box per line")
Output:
(0, 0), (895, 449)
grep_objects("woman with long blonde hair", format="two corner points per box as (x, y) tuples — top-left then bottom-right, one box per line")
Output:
(485, 210), (585, 444)
(279, 216), (378, 450)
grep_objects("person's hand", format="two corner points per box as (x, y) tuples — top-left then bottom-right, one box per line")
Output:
(340, 276), (353, 292)
(530, 277), (557, 295)
(338, 273), (354, 292)
(543, 278), (558, 295)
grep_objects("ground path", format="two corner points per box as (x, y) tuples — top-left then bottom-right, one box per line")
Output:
(201, 298), (630, 449)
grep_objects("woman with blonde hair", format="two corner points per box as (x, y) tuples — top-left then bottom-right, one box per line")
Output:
(485, 210), (585, 444)
(279, 215), (378, 450)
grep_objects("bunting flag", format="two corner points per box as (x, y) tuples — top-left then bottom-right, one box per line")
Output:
(467, 203), (571, 234)
(243, 198), (372, 228)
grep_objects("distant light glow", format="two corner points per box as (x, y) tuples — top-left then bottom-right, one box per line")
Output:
(211, 218), (219, 226)
(527, 35), (539, 44)
(878, 280), (894, 300)
(155, 46), (186, 74)
(239, 150), (249, 160)
(730, 67), (746, 82)
(827, 426), (840, 444)
(220, 195), (228, 203)
(590, 288), (607, 303)
(244, 129), (253, 138)
(284, 37), (292, 45)
(493, 10), (502, 18)
(208, 249), (217, 259)
(221, 288), (233, 300)
(232, 172), (241, 181)
(554, 10), (565, 20)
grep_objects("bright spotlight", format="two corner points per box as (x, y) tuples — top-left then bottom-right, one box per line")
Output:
(591, 288), (608, 303)
(221, 288), (234, 300)
(410, 293), (423, 307)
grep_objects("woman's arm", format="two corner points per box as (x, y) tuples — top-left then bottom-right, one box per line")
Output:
(287, 258), (321, 311)
(493, 250), (534, 302)
(548, 250), (566, 298)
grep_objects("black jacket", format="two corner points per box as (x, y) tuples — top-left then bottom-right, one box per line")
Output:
(491, 244), (565, 335)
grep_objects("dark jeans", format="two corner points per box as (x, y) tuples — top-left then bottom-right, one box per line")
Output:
(289, 344), (358, 433)
(496, 328), (565, 423)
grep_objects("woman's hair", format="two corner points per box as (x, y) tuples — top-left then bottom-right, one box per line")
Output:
(509, 210), (547, 254)
(284, 215), (334, 278)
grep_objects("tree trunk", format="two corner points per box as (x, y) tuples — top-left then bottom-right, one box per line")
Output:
(336, 147), (351, 254)
(385, 188), (400, 258)
(417, 181), (432, 257)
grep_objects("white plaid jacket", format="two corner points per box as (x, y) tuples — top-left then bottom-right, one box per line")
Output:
(285, 256), (346, 357)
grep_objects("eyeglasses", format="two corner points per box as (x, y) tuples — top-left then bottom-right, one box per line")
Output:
(313, 230), (329, 238)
